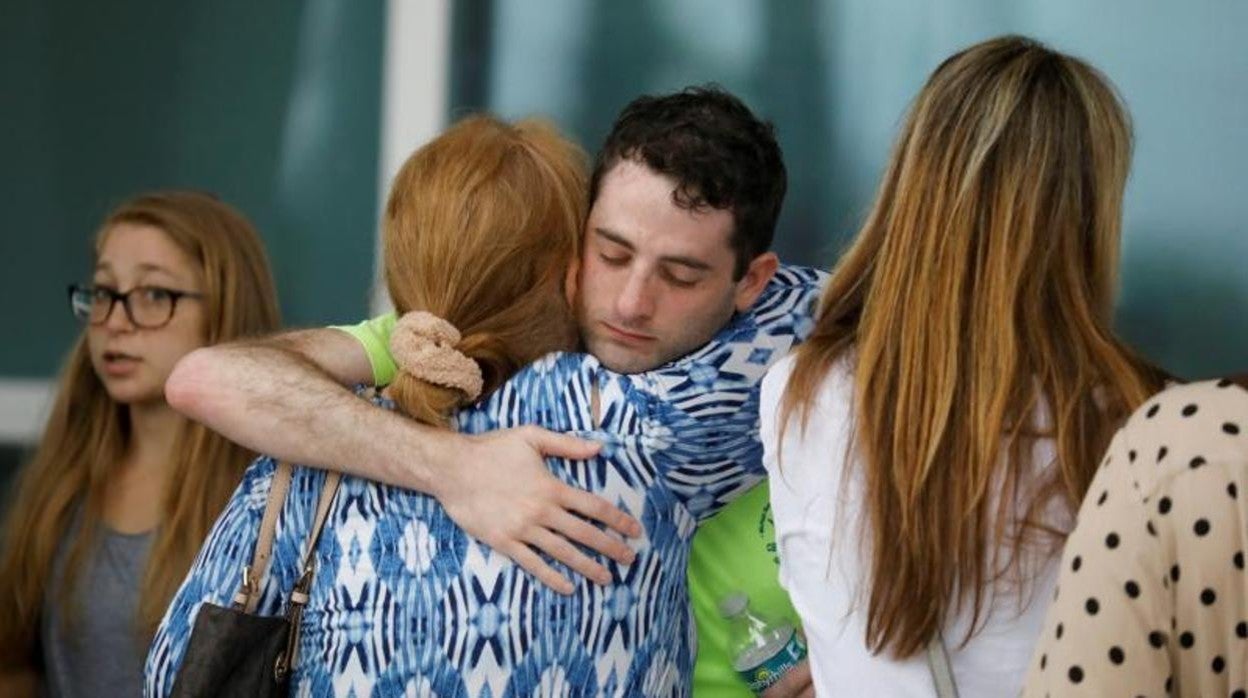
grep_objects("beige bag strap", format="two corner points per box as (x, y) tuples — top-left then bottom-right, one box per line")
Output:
(234, 460), (294, 612)
(926, 632), (960, 698)
(274, 470), (341, 681)
(290, 471), (341, 606)
(225, 460), (343, 681)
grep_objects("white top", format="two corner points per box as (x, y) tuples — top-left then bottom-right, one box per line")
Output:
(761, 353), (1067, 697)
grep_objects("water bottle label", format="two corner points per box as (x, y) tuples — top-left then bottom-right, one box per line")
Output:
(737, 633), (808, 693)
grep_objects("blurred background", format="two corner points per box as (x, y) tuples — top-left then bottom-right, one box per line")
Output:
(2, 0), (1245, 479)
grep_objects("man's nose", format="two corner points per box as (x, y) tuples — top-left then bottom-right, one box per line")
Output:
(615, 270), (656, 323)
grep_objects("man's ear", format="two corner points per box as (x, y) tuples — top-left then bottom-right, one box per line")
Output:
(733, 252), (779, 313)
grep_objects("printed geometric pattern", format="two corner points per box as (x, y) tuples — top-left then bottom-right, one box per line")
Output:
(146, 265), (826, 697)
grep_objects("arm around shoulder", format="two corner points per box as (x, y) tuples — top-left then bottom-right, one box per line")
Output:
(164, 324), (644, 595)
(163, 327), (406, 474)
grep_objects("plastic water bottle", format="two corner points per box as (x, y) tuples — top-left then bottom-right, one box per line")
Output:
(721, 592), (807, 694)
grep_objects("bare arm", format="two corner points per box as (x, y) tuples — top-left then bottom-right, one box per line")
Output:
(165, 328), (641, 593)
(166, 328), (425, 482)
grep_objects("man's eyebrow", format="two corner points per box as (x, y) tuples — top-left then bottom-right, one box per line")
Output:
(594, 228), (713, 271)
(593, 228), (635, 251)
(658, 255), (712, 272)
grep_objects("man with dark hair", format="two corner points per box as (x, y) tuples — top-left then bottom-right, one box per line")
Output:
(157, 86), (818, 695)
(575, 86), (787, 374)
(590, 86), (787, 277)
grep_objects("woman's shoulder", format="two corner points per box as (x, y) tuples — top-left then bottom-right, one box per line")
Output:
(761, 350), (856, 489)
(457, 351), (594, 432)
(486, 351), (592, 399)
(1095, 378), (1248, 515)
(1118, 378), (1248, 469)
(238, 454), (280, 505)
(761, 349), (855, 423)
(1127, 378), (1248, 425)
(513, 350), (592, 377)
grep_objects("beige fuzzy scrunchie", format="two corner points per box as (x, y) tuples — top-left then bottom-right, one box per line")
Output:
(389, 311), (483, 401)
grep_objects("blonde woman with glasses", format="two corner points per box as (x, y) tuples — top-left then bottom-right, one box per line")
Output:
(0, 191), (280, 696)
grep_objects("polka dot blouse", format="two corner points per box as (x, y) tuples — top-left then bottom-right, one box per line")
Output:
(1023, 379), (1248, 697)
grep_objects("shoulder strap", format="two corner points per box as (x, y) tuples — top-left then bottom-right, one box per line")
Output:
(273, 470), (341, 681)
(926, 632), (960, 698)
(285, 471), (341, 611)
(299, 471), (341, 581)
(232, 463), (343, 614)
(234, 460), (294, 612)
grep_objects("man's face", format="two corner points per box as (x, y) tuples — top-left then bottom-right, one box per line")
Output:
(575, 159), (777, 374)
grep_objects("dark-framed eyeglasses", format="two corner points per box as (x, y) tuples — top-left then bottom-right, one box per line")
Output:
(67, 284), (204, 329)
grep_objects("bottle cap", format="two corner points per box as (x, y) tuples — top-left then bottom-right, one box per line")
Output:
(718, 592), (748, 619)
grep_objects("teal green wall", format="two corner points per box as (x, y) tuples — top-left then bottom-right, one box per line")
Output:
(0, 0), (383, 377)
(4, 1), (1243, 382)
(458, 0), (1247, 379)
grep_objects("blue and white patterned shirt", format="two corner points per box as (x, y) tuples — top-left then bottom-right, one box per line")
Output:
(146, 265), (825, 697)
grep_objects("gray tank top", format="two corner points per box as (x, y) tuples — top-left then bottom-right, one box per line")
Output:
(41, 521), (153, 698)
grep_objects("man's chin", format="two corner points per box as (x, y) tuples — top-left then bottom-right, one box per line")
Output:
(588, 341), (663, 375)
(597, 354), (660, 375)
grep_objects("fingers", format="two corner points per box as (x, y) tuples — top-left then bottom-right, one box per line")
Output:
(560, 486), (643, 538)
(548, 510), (636, 566)
(502, 541), (574, 595)
(528, 528), (613, 586)
(526, 427), (603, 460)
(516, 428), (640, 538)
(760, 660), (813, 698)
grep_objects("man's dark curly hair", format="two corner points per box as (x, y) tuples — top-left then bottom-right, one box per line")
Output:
(589, 85), (787, 279)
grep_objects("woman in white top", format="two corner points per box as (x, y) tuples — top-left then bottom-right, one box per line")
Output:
(760, 35), (1166, 696)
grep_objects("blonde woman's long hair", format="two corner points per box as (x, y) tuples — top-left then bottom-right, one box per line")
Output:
(385, 115), (588, 425)
(0, 191), (281, 667)
(779, 36), (1165, 659)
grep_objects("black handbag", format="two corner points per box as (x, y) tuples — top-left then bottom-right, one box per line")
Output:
(170, 462), (340, 697)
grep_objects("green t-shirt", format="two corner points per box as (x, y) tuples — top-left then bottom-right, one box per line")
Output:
(332, 313), (399, 386)
(688, 481), (799, 697)
(333, 315), (798, 696)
